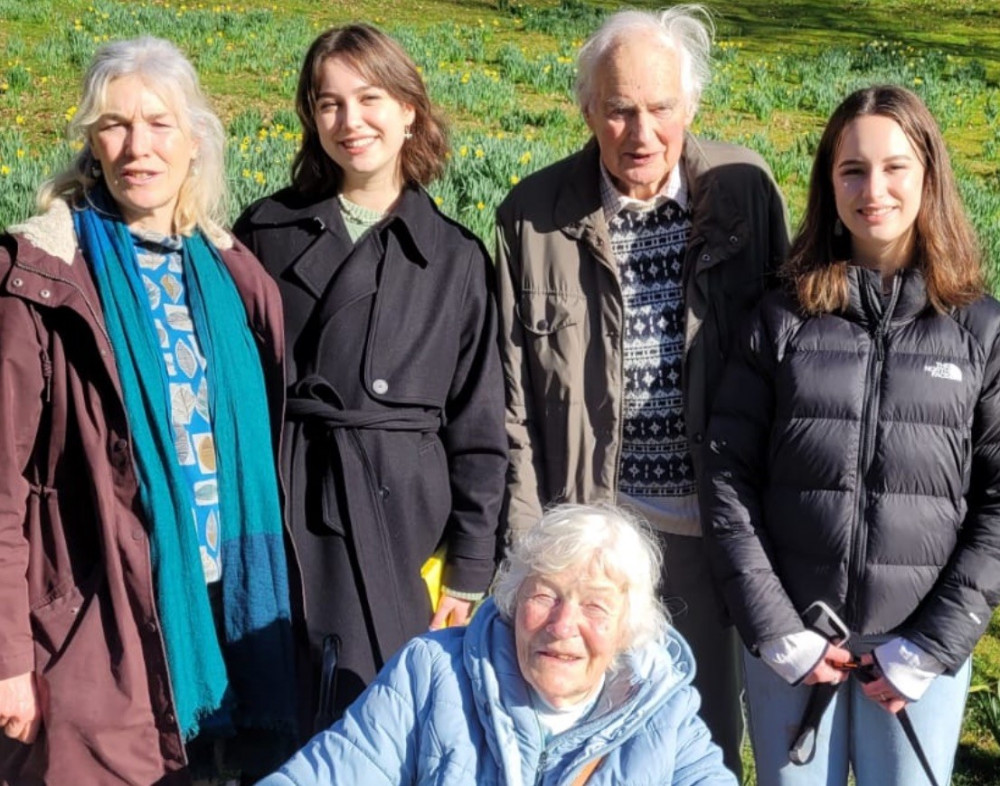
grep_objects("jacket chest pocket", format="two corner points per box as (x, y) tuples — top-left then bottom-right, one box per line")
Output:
(516, 291), (588, 395)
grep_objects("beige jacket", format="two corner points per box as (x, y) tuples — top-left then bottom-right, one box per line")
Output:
(495, 134), (789, 537)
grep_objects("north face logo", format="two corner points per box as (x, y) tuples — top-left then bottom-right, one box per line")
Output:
(924, 362), (963, 381)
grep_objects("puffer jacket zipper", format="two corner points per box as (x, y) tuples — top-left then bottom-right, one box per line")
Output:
(533, 749), (548, 786)
(846, 274), (902, 629)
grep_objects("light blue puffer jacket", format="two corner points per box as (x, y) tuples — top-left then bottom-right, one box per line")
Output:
(260, 599), (736, 786)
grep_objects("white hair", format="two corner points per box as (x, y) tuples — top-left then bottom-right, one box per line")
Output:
(493, 502), (669, 651)
(39, 36), (228, 244)
(575, 5), (714, 117)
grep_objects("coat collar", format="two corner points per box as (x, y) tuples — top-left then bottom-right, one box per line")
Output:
(246, 184), (443, 269)
(10, 199), (79, 266)
(9, 196), (234, 269)
(845, 265), (930, 327)
(382, 185), (442, 268)
(551, 132), (745, 255)
(551, 139), (605, 243)
(6, 198), (263, 336)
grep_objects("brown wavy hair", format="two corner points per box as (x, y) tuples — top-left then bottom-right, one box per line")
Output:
(291, 23), (448, 199)
(784, 85), (982, 314)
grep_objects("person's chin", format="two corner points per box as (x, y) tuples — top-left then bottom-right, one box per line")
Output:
(618, 173), (662, 197)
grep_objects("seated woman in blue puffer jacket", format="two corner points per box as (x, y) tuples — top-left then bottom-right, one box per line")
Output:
(259, 502), (736, 785)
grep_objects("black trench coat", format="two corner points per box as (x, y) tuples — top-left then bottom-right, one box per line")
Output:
(234, 185), (507, 724)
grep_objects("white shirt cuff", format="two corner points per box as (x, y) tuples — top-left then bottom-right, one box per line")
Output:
(759, 630), (829, 685)
(873, 637), (945, 702)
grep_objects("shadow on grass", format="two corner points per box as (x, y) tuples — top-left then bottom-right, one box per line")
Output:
(728, 4), (999, 67)
(953, 742), (1000, 786)
(624, 0), (1000, 69)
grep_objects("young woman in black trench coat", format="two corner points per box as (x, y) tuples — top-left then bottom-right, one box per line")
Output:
(234, 24), (507, 727)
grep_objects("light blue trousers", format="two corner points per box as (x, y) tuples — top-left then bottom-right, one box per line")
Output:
(743, 646), (970, 786)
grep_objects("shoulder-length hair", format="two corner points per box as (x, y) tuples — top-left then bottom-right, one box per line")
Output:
(492, 503), (669, 653)
(291, 23), (448, 199)
(785, 84), (982, 314)
(38, 36), (228, 244)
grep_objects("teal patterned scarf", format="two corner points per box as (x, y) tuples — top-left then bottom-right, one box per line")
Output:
(73, 190), (296, 751)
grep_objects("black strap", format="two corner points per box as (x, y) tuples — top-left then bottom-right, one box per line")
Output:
(789, 682), (838, 765)
(897, 709), (942, 786)
(314, 634), (341, 733)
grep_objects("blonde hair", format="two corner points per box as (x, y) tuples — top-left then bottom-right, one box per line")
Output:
(38, 36), (228, 244)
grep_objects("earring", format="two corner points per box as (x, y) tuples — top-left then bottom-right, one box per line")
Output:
(834, 217), (844, 237)
(190, 158), (201, 177)
(403, 125), (413, 140)
(89, 159), (102, 179)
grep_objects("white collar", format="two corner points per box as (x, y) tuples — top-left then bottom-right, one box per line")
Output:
(600, 161), (687, 223)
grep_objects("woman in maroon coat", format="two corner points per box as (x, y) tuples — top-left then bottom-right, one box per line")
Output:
(0, 37), (295, 783)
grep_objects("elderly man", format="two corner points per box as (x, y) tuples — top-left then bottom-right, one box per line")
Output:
(495, 6), (788, 775)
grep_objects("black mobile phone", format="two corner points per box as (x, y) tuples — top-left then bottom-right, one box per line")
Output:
(801, 600), (850, 646)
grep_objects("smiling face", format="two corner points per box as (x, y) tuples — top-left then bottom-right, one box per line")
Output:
(313, 56), (416, 205)
(514, 565), (629, 708)
(583, 34), (694, 201)
(90, 75), (198, 235)
(832, 114), (926, 273)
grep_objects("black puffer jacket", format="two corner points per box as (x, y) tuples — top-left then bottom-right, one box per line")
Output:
(703, 265), (1000, 672)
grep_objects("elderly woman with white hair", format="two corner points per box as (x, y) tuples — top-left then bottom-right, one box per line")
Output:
(259, 503), (736, 786)
(0, 37), (295, 783)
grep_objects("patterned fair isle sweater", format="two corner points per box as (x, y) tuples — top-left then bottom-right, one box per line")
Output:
(607, 197), (695, 502)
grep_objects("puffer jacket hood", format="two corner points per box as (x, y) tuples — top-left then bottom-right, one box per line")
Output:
(704, 266), (1000, 673)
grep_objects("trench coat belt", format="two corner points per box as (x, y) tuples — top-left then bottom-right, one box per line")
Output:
(286, 374), (441, 660)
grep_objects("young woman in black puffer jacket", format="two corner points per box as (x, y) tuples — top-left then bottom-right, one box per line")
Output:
(703, 85), (1000, 786)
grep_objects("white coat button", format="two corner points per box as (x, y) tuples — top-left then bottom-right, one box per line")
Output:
(372, 379), (389, 394)
(39, 289), (51, 298)
(11, 277), (23, 287)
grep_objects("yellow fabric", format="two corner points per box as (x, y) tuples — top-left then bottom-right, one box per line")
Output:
(420, 546), (447, 612)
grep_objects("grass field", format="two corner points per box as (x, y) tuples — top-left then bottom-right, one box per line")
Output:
(2, 1), (999, 781)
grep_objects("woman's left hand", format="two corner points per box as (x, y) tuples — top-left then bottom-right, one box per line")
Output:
(429, 596), (474, 630)
(858, 653), (908, 714)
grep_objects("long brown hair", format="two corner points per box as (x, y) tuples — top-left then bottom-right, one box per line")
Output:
(785, 85), (982, 314)
(291, 23), (448, 199)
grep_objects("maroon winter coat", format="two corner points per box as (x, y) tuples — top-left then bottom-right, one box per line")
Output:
(0, 200), (287, 785)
